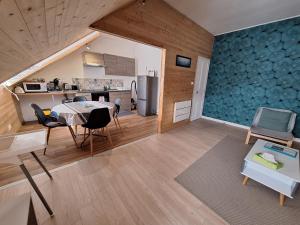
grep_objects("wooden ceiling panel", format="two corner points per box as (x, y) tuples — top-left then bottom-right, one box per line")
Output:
(15, 0), (49, 54)
(0, 0), (39, 59)
(0, 0), (132, 84)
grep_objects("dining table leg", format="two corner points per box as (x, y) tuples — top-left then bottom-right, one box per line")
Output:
(106, 127), (113, 146)
(83, 128), (86, 139)
(19, 164), (54, 216)
(74, 125), (78, 135)
(90, 130), (93, 156)
(68, 126), (78, 147)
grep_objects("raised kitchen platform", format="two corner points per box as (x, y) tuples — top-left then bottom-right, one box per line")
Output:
(17, 89), (131, 122)
(16, 91), (78, 96)
(16, 89), (131, 96)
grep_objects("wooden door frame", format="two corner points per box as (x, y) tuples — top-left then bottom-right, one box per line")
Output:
(191, 56), (210, 121)
(157, 49), (166, 133)
(89, 30), (167, 133)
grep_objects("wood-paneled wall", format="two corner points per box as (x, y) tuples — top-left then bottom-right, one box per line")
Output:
(90, 0), (214, 133)
(0, 87), (22, 135)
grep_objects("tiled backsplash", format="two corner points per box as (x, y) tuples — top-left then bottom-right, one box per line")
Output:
(72, 78), (124, 90)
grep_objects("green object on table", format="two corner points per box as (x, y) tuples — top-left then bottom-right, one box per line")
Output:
(252, 153), (283, 170)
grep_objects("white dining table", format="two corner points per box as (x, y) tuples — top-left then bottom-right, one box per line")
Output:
(51, 101), (114, 126)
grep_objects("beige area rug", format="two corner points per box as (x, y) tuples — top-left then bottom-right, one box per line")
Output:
(175, 136), (300, 225)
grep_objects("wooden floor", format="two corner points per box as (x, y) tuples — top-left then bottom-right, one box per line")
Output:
(0, 113), (158, 186)
(0, 119), (249, 225)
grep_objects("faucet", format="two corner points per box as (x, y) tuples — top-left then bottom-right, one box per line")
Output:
(108, 79), (113, 90)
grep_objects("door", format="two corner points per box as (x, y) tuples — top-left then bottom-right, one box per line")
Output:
(191, 56), (210, 121)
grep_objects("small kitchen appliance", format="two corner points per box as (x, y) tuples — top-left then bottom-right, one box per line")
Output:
(53, 78), (61, 91)
(71, 85), (79, 91)
(23, 82), (47, 93)
(14, 86), (25, 94)
(63, 83), (72, 90)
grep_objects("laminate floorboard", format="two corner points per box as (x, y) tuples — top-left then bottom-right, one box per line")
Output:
(0, 113), (158, 186)
(0, 118), (248, 225)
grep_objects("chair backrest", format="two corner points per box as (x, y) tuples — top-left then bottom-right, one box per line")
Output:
(31, 104), (48, 125)
(114, 98), (121, 105)
(85, 108), (111, 129)
(113, 104), (120, 117)
(252, 107), (296, 132)
(73, 96), (87, 102)
(113, 98), (121, 117)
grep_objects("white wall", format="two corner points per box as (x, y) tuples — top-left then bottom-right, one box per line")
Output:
(19, 95), (67, 121)
(30, 33), (162, 90)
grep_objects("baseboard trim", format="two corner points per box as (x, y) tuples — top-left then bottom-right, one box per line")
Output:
(201, 116), (300, 143)
(201, 116), (249, 130)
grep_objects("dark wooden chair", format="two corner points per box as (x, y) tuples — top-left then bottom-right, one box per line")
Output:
(31, 104), (77, 154)
(81, 108), (112, 156)
(72, 96), (88, 134)
(113, 101), (122, 131)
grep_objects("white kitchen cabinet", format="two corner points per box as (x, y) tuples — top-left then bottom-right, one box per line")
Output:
(104, 54), (135, 76)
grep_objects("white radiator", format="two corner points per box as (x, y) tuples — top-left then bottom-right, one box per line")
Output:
(173, 100), (192, 123)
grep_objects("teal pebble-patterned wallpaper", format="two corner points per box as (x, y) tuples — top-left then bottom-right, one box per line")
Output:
(203, 17), (300, 137)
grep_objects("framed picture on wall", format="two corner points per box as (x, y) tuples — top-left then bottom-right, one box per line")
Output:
(176, 55), (192, 68)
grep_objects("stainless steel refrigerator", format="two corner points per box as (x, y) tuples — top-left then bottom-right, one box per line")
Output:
(137, 76), (158, 116)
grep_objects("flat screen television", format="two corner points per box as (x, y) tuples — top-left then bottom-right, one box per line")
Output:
(176, 55), (191, 68)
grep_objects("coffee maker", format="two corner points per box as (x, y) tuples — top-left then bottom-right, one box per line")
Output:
(53, 78), (61, 91)
(47, 78), (62, 91)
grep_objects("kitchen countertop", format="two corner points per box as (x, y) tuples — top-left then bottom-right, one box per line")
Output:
(108, 89), (131, 92)
(16, 89), (131, 96)
(16, 91), (78, 96)
(78, 89), (131, 93)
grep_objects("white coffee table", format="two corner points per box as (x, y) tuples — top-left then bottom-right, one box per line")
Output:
(241, 139), (300, 206)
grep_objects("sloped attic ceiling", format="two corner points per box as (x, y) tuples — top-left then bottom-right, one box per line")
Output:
(0, 0), (132, 84)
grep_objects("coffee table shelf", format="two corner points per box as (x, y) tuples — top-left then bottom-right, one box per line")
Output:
(241, 139), (300, 206)
(242, 163), (297, 198)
